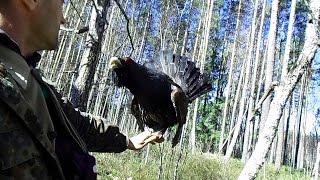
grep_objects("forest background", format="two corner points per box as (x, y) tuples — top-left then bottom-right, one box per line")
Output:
(39, 0), (320, 179)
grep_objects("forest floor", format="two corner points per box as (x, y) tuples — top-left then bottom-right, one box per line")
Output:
(94, 143), (310, 180)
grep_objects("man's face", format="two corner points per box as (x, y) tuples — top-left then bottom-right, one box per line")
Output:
(31, 0), (66, 50)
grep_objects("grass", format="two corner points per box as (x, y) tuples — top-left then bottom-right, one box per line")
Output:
(93, 143), (311, 180)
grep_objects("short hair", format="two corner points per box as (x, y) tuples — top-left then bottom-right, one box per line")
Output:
(0, 0), (7, 4)
(0, 1), (9, 7)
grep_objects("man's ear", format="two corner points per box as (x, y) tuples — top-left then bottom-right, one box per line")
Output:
(21, 0), (40, 11)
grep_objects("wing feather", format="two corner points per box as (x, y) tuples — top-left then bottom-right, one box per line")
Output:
(160, 50), (212, 103)
(130, 96), (145, 131)
(170, 86), (188, 147)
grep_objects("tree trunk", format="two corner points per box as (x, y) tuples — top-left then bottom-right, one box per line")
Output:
(73, 0), (110, 111)
(253, 44), (268, 145)
(228, 59), (245, 147)
(283, 95), (292, 165)
(294, 73), (306, 168)
(269, 137), (277, 163)
(224, 56), (245, 154)
(225, 32), (251, 159)
(275, 111), (285, 170)
(297, 82), (309, 169)
(260, 0), (280, 130)
(190, 99), (199, 153)
(312, 142), (320, 180)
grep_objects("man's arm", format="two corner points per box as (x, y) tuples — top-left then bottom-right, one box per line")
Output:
(49, 85), (162, 152)
(60, 97), (164, 152)
(59, 96), (128, 153)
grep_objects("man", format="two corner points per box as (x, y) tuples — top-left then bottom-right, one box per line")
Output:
(0, 0), (162, 179)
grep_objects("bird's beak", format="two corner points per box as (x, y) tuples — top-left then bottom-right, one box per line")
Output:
(109, 57), (122, 69)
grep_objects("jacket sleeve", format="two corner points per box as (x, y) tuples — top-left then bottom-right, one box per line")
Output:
(49, 86), (129, 153)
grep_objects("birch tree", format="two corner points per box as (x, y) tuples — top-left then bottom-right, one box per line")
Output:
(260, 0), (280, 130)
(73, 0), (110, 111)
(312, 142), (320, 180)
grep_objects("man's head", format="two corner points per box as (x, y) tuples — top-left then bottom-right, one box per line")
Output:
(0, 0), (66, 56)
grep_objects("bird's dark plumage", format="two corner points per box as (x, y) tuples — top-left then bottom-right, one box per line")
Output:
(109, 52), (212, 147)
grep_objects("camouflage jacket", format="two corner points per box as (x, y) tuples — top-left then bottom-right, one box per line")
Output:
(0, 36), (128, 179)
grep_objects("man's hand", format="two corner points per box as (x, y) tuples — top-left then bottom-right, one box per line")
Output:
(128, 131), (164, 151)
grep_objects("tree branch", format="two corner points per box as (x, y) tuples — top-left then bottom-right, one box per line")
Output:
(249, 81), (279, 122)
(113, 0), (135, 56)
(69, 0), (86, 23)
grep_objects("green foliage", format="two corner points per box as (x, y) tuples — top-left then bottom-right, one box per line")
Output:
(196, 99), (224, 150)
(94, 144), (310, 179)
(177, 154), (224, 180)
(256, 164), (311, 180)
(205, 48), (218, 75)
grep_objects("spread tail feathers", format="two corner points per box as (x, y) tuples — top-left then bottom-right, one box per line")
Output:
(160, 50), (212, 102)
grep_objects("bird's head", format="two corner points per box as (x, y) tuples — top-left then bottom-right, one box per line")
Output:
(109, 57), (136, 87)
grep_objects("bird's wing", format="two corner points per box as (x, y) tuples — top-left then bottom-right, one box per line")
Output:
(160, 50), (212, 102)
(160, 50), (188, 91)
(170, 86), (188, 147)
(170, 86), (188, 125)
(131, 96), (145, 131)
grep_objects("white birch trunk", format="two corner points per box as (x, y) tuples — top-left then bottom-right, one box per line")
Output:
(312, 142), (320, 180)
(275, 112), (285, 170)
(260, 0), (279, 130)
(74, 6), (98, 96)
(281, 0), (297, 79)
